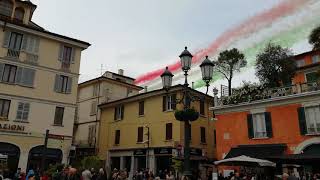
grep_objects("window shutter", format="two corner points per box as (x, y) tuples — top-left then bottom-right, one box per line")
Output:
(90, 101), (97, 115)
(264, 112), (273, 138)
(166, 123), (172, 140)
(114, 107), (117, 120)
(247, 114), (254, 139)
(16, 102), (23, 120)
(162, 96), (166, 111)
(15, 67), (23, 84)
(71, 48), (75, 64)
(58, 45), (64, 61)
(21, 34), (28, 51)
(66, 77), (73, 93)
(21, 68), (35, 87)
(121, 105), (124, 119)
(3, 31), (11, 48)
(34, 38), (40, 54)
(54, 75), (61, 92)
(137, 127), (143, 142)
(172, 94), (177, 110)
(297, 107), (307, 135)
(0, 63), (4, 80)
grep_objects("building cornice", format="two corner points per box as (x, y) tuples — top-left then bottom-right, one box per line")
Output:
(78, 76), (143, 90)
(210, 90), (320, 114)
(0, 20), (90, 49)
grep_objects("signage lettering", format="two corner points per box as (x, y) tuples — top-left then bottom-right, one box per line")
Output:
(134, 149), (146, 156)
(0, 123), (25, 132)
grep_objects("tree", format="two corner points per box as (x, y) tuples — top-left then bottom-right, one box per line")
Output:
(81, 156), (102, 170)
(255, 43), (296, 88)
(309, 25), (320, 50)
(216, 48), (246, 96)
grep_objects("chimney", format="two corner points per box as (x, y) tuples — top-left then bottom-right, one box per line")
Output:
(118, 69), (124, 75)
(144, 86), (148, 93)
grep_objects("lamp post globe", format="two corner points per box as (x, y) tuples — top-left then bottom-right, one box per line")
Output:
(200, 56), (215, 84)
(161, 66), (174, 90)
(179, 46), (193, 71)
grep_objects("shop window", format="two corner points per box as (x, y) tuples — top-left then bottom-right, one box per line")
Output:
(0, 99), (11, 119)
(162, 94), (176, 111)
(54, 107), (64, 126)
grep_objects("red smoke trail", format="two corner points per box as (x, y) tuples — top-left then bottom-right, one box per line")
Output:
(134, 0), (307, 85)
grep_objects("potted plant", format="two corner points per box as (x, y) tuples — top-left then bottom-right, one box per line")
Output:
(174, 108), (199, 122)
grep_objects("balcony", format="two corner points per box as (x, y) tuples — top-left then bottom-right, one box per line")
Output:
(7, 49), (20, 59)
(217, 82), (320, 106)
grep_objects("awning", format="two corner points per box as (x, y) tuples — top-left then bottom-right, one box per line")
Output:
(225, 144), (287, 159)
(214, 155), (276, 167)
(268, 154), (320, 164)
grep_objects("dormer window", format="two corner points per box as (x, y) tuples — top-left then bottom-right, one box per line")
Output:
(0, 0), (14, 17)
(14, 7), (25, 21)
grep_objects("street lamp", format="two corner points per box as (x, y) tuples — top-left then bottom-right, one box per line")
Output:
(160, 47), (215, 177)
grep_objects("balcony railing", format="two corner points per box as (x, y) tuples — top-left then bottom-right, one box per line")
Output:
(218, 81), (320, 106)
(61, 62), (71, 72)
(7, 49), (20, 58)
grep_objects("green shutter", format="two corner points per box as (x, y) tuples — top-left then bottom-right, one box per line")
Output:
(247, 114), (254, 139)
(264, 112), (273, 138)
(297, 107), (307, 135)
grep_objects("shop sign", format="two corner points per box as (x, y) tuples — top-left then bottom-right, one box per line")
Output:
(134, 149), (146, 156)
(0, 123), (25, 132)
(190, 148), (202, 156)
(154, 148), (172, 155)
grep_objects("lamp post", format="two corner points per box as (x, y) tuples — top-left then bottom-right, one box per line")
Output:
(160, 47), (215, 177)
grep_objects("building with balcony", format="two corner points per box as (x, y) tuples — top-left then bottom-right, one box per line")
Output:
(73, 69), (143, 160)
(0, 0), (90, 173)
(98, 85), (216, 177)
(211, 50), (320, 175)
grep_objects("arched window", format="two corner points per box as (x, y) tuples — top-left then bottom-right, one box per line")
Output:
(0, 0), (14, 17)
(14, 7), (25, 21)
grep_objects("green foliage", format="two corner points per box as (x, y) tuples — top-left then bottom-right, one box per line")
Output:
(174, 108), (199, 122)
(81, 156), (102, 170)
(222, 81), (265, 105)
(171, 157), (183, 173)
(255, 43), (296, 88)
(46, 164), (64, 177)
(216, 48), (246, 95)
(309, 25), (320, 50)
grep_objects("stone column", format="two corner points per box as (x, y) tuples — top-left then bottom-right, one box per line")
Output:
(148, 149), (155, 173)
(129, 156), (135, 179)
(120, 156), (125, 170)
(18, 149), (29, 172)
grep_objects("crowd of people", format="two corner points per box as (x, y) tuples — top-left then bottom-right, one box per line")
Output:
(217, 171), (320, 180)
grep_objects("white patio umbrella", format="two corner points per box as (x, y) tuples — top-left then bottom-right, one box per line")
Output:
(214, 155), (276, 167)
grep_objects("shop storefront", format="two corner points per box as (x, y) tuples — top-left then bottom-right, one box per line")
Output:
(27, 145), (63, 170)
(154, 148), (172, 172)
(0, 142), (20, 176)
(134, 149), (146, 170)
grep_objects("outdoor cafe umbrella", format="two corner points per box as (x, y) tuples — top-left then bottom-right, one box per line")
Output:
(214, 155), (276, 167)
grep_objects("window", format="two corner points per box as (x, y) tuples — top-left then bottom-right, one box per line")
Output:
(200, 127), (206, 143)
(0, 0), (13, 17)
(296, 59), (305, 67)
(0, 99), (10, 119)
(93, 84), (99, 97)
(166, 123), (173, 140)
(16, 102), (30, 121)
(247, 112), (272, 139)
(54, 107), (64, 126)
(59, 45), (74, 63)
(8, 32), (23, 58)
(214, 130), (217, 146)
(115, 130), (120, 145)
(14, 8), (24, 21)
(139, 101), (144, 116)
(305, 106), (320, 134)
(90, 101), (97, 116)
(1, 64), (17, 83)
(54, 75), (72, 93)
(137, 127), (143, 142)
(305, 72), (320, 83)
(114, 105), (124, 120)
(312, 55), (320, 64)
(88, 125), (96, 146)
(200, 99), (205, 115)
(162, 94), (176, 111)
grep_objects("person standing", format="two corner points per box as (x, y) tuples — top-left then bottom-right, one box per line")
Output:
(97, 168), (107, 180)
(82, 169), (92, 180)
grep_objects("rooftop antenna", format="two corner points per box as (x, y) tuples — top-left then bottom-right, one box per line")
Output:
(97, 64), (107, 76)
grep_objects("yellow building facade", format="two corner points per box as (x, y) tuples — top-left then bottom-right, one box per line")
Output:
(0, 0), (89, 172)
(98, 85), (216, 176)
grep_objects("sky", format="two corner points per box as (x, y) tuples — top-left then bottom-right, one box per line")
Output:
(30, 0), (283, 83)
